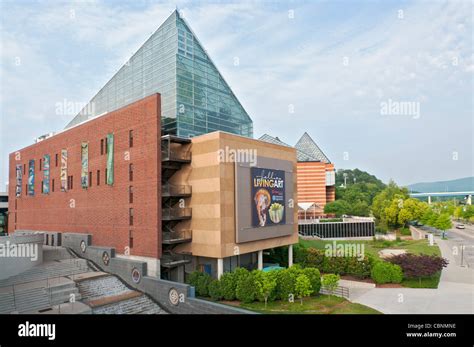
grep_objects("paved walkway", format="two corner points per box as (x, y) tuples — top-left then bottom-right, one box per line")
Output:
(351, 238), (474, 314)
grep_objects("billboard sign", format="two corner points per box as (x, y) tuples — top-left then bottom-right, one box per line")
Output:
(251, 167), (286, 227)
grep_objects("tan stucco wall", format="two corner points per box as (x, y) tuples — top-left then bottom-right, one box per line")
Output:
(172, 131), (298, 259)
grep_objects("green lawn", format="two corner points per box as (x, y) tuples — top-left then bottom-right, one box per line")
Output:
(299, 238), (441, 261)
(240, 295), (381, 314)
(401, 272), (441, 289)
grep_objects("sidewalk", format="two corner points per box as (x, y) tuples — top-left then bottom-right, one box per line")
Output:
(351, 239), (474, 314)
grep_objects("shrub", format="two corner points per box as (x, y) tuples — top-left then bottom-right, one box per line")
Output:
(321, 274), (340, 296)
(345, 256), (372, 279)
(305, 248), (325, 269)
(236, 271), (257, 303)
(294, 246), (309, 267)
(233, 267), (250, 284)
(388, 254), (448, 279)
(187, 271), (212, 296)
(275, 265), (302, 300)
(219, 272), (237, 300)
(208, 280), (223, 300)
(322, 256), (347, 274)
(295, 274), (313, 304)
(370, 261), (403, 284)
(302, 267), (321, 295)
(196, 273), (212, 296)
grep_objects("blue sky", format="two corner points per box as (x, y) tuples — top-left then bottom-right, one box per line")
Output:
(0, 0), (472, 190)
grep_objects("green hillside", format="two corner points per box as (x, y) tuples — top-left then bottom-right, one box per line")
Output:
(407, 177), (474, 193)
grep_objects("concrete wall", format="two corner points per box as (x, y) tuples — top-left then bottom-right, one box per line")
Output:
(8, 94), (162, 259)
(0, 233), (44, 280)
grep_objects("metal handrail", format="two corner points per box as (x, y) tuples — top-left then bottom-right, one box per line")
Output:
(162, 184), (192, 196)
(3, 263), (90, 313)
(162, 207), (192, 219)
(163, 229), (192, 241)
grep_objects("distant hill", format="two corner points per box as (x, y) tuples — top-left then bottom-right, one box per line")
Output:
(407, 177), (474, 193)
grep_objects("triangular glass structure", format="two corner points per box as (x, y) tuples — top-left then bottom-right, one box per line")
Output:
(259, 133), (328, 162)
(65, 10), (253, 138)
(295, 132), (331, 163)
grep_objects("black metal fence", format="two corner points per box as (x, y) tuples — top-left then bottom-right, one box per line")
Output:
(299, 221), (375, 238)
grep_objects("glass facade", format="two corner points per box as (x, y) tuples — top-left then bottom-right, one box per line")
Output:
(65, 11), (253, 138)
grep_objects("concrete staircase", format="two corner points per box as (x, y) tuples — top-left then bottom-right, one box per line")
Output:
(77, 275), (131, 301)
(76, 274), (167, 314)
(93, 295), (166, 314)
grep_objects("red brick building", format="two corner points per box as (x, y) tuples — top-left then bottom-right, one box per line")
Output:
(8, 94), (162, 259)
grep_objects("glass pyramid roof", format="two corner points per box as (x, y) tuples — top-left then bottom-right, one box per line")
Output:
(65, 10), (253, 138)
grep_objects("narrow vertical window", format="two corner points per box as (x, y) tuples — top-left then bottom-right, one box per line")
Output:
(129, 208), (134, 226)
(129, 230), (134, 249)
(97, 170), (100, 186)
(129, 130), (134, 148)
(55, 153), (58, 167)
(52, 179), (55, 192)
(105, 168), (108, 185)
(39, 159), (42, 171)
(89, 172), (92, 187)
(100, 139), (104, 155)
(129, 186), (134, 204)
(129, 164), (134, 182)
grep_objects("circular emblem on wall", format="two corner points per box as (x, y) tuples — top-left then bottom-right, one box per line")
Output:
(131, 268), (141, 284)
(80, 240), (86, 253)
(169, 288), (179, 306)
(102, 251), (110, 266)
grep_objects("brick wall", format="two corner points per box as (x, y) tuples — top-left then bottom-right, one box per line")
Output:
(8, 94), (162, 259)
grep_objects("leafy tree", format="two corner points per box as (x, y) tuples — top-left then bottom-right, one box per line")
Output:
(371, 181), (409, 229)
(254, 271), (277, 308)
(294, 274), (313, 304)
(321, 274), (340, 298)
(324, 200), (351, 217)
(434, 213), (452, 232)
(397, 198), (428, 226)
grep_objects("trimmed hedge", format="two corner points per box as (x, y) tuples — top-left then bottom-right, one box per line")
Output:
(188, 265), (323, 304)
(298, 247), (373, 279)
(370, 261), (403, 284)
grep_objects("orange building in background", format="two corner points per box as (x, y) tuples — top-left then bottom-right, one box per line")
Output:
(259, 132), (336, 218)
